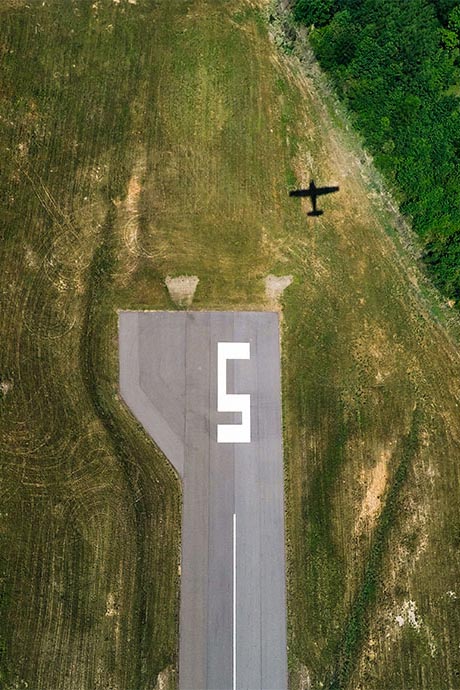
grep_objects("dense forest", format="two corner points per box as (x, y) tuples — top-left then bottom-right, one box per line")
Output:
(293, 0), (460, 301)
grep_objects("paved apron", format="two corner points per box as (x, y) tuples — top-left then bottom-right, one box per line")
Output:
(119, 311), (287, 690)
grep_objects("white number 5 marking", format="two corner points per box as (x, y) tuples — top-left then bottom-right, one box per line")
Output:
(217, 342), (251, 443)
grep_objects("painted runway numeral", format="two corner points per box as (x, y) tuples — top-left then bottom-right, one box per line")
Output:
(217, 342), (251, 443)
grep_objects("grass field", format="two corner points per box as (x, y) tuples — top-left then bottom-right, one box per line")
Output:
(2, 1), (460, 689)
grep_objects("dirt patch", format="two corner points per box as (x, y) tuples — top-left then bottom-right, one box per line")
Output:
(289, 662), (312, 690)
(394, 599), (421, 630)
(122, 171), (142, 261)
(265, 274), (293, 306)
(298, 663), (312, 690)
(113, 156), (146, 286)
(125, 172), (141, 215)
(25, 246), (38, 269)
(0, 378), (13, 397)
(356, 448), (391, 532)
(154, 666), (176, 690)
(165, 275), (199, 307)
(105, 592), (119, 617)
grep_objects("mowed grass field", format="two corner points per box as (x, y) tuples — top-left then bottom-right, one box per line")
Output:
(2, 1), (460, 689)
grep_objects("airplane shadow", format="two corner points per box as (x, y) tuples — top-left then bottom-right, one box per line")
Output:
(289, 179), (339, 217)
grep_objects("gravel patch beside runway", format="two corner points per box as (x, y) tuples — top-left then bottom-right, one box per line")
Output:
(119, 311), (287, 690)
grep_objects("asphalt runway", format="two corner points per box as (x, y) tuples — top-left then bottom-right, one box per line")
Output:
(119, 311), (287, 690)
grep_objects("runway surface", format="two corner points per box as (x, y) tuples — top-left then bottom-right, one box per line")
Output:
(119, 311), (287, 690)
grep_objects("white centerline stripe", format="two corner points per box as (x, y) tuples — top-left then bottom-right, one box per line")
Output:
(233, 512), (237, 690)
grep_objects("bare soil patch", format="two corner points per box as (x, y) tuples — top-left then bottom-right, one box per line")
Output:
(165, 275), (199, 307)
(265, 274), (293, 306)
(356, 448), (391, 533)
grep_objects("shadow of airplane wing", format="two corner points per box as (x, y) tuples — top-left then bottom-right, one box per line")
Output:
(315, 185), (340, 196)
(289, 189), (311, 197)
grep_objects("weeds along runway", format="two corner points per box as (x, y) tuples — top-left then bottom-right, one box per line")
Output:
(119, 311), (287, 690)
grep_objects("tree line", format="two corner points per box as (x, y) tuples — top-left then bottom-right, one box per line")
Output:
(293, 0), (460, 301)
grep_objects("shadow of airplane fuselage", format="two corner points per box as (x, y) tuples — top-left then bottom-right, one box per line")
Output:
(289, 180), (339, 216)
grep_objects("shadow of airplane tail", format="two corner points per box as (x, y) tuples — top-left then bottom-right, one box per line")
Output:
(307, 210), (324, 217)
